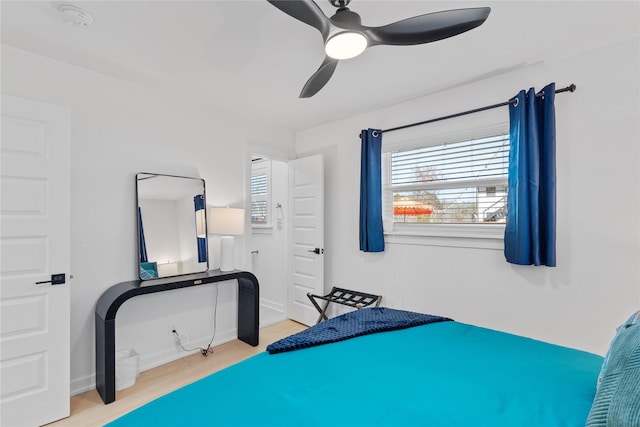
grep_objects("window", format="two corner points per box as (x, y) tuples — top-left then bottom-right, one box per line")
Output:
(385, 133), (510, 228)
(251, 158), (271, 227)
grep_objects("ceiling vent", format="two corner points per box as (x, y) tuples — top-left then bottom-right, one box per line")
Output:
(57, 4), (93, 27)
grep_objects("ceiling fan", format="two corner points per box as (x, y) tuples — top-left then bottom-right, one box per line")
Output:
(267, 0), (491, 98)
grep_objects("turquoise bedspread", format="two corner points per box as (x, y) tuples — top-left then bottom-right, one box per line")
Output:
(107, 322), (603, 427)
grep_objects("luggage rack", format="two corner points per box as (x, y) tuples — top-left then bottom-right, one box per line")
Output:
(307, 286), (382, 324)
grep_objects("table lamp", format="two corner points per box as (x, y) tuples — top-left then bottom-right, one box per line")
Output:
(209, 207), (244, 272)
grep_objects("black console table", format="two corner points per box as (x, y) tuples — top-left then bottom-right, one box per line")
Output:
(95, 269), (259, 404)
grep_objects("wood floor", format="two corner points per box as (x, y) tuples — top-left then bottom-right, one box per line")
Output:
(46, 320), (307, 427)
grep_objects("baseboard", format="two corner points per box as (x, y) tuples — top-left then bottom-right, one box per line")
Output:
(70, 301), (288, 396)
(70, 374), (96, 396)
(260, 297), (284, 313)
(140, 329), (237, 371)
(260, 298), (286, 327)
(70, 328), (238, 396)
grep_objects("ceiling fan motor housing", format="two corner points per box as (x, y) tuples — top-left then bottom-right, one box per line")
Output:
(329, 0), (351, 9)
(330, 8), (362, 29)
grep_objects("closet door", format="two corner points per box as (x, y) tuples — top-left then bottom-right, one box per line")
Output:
(1, 95), (71, 426)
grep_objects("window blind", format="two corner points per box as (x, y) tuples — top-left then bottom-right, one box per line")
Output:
(251, 172), (268, 225)
(389, 134), (509, 224)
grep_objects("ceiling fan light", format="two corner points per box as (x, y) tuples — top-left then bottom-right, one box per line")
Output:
(325, 32), (367, 60)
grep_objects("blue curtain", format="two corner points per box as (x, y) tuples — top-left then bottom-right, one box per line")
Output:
(194, 195), (207, 263)
(359, 128), (385, 252)
(504, 82), (556, 266)
(138, 207), (148, 263)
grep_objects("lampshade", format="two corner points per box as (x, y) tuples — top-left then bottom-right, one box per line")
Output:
(195, 209), (206, 238)
(209, 207), (245, 236)
(325, 32), (367, 60)
(157, 261), (178, 277)
(209, 207), (244, 272)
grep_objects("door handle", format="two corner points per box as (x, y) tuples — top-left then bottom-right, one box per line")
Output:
(307, 248), (324, 255)
(36, 273), (66, 285)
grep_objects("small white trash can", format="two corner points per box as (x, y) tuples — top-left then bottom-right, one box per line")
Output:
(115, 348), (139, 391)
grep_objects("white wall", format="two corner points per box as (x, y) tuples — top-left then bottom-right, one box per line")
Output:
(295, 37), (640, 356)
(1, 45), (294, 394)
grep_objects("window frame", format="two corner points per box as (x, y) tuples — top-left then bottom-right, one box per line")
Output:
(382, 122), (509, 247)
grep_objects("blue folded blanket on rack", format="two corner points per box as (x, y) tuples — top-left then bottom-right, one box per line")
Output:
(266, 307), (452, 354)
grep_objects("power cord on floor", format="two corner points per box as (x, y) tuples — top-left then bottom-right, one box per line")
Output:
(171, 284), (219, 357)
(172, 329), (212, 355)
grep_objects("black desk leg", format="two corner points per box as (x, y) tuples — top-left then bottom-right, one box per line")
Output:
(95, 274), (259, 405)
(95, 313), (116, 404)
(237, 277), (259, 346)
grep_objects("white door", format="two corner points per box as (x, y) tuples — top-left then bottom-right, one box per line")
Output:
(1, 95), (71, 426)
(288, 154), (324, 326)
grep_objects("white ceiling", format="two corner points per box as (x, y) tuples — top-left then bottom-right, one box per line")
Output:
(1, 1), (638, 131)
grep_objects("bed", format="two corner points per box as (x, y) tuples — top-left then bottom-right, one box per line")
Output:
(106, 307), (640, 427)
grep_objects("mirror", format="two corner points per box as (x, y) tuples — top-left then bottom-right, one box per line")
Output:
(136, 173), (208, 280)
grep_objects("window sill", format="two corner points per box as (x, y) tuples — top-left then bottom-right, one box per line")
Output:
(251, 225), (273, 235)
(385, 223), (504, 250)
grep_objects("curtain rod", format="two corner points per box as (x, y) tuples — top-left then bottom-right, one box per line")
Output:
(374, 84), (576, 136)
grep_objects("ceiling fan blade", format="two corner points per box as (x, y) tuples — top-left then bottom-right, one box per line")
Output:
(365, 7), (491, 47)
(299, 56), (339, 98)
(267, 0), (330, 39)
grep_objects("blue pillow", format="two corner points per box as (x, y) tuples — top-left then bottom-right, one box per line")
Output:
(587, 310), (640, 426)
(597, 310), (640, 386)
